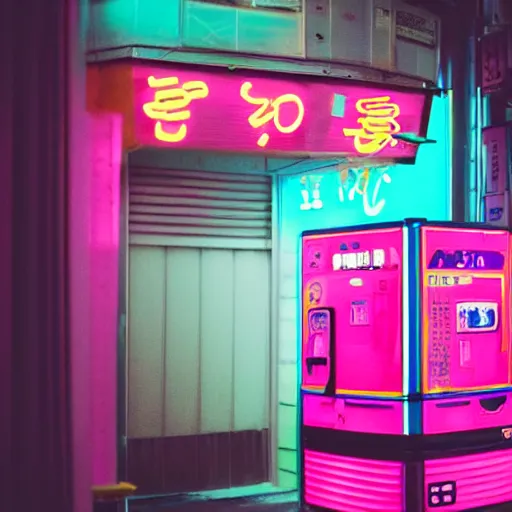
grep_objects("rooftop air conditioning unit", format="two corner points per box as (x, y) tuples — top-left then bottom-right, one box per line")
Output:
(306, 0), (440, 83)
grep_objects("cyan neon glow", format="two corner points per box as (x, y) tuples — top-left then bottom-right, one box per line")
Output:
(447, 90), (454, 216)
(299, 167), (392, 216)
(288, 94), (452, 490)
(286, 92), (450, 231)
(402, 226), (411, 435)
(476, 86), (484, 221)
(412, 223), (422, 397)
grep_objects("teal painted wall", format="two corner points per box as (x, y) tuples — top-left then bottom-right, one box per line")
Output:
(275, 93), (452, 488)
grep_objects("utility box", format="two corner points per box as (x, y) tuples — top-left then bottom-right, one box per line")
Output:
(306, 0), (440, 82)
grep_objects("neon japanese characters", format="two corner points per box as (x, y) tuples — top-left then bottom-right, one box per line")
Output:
(133, 65), (431, 159)
(143, 76), (209, 143)
(342, 96), (402, 155)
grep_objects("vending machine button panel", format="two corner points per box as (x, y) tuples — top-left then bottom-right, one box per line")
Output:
(428, 480), (457, 507)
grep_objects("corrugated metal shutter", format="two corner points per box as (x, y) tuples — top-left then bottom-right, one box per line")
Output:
(128, 167), (272, 249)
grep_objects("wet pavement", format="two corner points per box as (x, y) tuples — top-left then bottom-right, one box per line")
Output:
(127, 491), (512, 511)
(128, 493), (301, 512)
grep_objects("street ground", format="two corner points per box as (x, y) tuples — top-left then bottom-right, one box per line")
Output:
(128, 492), (300, 512)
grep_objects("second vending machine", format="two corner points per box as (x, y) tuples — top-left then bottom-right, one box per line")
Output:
(301, 219), (512, 512)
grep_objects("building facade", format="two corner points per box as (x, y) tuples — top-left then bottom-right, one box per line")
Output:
(85, 0), (471, 498)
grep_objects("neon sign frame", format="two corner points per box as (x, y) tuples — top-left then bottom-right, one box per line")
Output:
(132, 64), (432, 160)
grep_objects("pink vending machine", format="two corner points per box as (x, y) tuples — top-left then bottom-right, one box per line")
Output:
(300, 220), (512, 512)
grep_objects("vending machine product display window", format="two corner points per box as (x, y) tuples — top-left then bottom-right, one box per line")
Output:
(300, 219), (512, 512)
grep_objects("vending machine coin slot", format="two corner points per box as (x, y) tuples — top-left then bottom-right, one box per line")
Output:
(479, 395), (507, 413)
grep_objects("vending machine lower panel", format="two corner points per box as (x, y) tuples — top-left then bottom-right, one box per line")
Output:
(302, 394), (403, 435)
(424, 448), (512, 511)
(302, 427), (512, 511)
(304, 450), (404, 512)
(423, 391), (512, 435)
(303, 391), (512, 437)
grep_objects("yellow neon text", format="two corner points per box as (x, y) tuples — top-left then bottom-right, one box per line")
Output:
(343, 96), (402, 155)
(240, 82), (305, 147)
(143, 76), (209, 143)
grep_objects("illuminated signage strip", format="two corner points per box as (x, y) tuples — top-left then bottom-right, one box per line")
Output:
(427, 275), (473, 287)
(427, 249), (505, 270)
(131, 64), (431, 158)
(332, 249), (385, 270)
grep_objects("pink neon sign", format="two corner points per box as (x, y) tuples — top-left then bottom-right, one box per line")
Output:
(133, 65), (431, 159)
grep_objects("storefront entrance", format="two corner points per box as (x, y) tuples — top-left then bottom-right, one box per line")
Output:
(86, 60), (441, 497)
(125, 165), (272, 493)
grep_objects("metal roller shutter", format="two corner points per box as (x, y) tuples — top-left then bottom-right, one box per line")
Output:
(128, 167), (272, 249)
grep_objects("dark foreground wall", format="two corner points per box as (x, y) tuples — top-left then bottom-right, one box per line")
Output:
(0, 1), (92, 512)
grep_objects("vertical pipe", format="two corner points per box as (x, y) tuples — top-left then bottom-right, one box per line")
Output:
(448, 2), (470, 221)
(269, 170), (280, 485)
(468, 33), (478, 221)
(446, 90), (454, 218)
(437, 7), (454, 219)
(475, 0), (485, 221)
(117, 156), (130, 482)
(449, 0), (481, 222)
